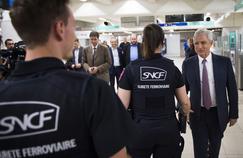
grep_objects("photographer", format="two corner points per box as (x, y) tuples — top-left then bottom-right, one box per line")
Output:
(5, 39), (15, 50)
(0, 40), (26, 78)
(0, 56), (8, 80)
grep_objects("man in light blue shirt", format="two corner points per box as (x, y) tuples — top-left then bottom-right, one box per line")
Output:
(124, 34), (142, 66)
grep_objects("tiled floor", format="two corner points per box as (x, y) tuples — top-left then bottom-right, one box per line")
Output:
(170, 56), (243, 158)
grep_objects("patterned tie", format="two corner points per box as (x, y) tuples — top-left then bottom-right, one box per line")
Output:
(202, 59), (212, 109)
(92, 47), (96, 66)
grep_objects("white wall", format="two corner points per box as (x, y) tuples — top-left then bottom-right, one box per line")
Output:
(218, 13), (243, 28)
(165, 33), (180, 57)
(75, 31), (91, 47)
(1, 11), (21, 48)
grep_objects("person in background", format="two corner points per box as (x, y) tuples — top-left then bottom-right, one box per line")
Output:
(83, 31), (112, 83)
(119, 36), (130, 52)
(102, 40), (110, 48)
(183, 38), (189, 54)
(0, 35), (3, 49)
(118, 24), (191, 158)
(185, 38), (197, 58)
(1, 39), (15, 71)
(0, 0), (136, 157)
(0, 57), (8, 80)
(109, 36), (124, 91)
(66, 38), (84, 71)
(182, 28), (238, 158)
(123, 33), (142, 66)
(4, 38), (15, 50)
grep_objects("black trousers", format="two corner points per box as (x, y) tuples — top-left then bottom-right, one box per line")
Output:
(110, 66), (123, 89)
(191, 107), (223, 158)
(128, 116), (180, 158)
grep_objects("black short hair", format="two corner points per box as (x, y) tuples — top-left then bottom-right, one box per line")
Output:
(4, 39), (14, 46)
(89, 31), (99, 38)
(10, 0), (70, 48)
(142, 24), (164, 59)
(74, 38), (79, 42)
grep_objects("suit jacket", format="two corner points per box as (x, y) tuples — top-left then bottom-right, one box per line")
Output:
(72, 47), (84, 64)
(119, 42), (130, 52)
(124, 43), (142, 66)
(65, 47), (84, 70)
(109, 47), (125, 73)
(182, 53), (238, 132)
(83, 44), (111, 83)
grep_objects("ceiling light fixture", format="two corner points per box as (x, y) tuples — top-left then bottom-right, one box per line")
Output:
(80, 0), (88, 2)
(98, 17), (107, 21)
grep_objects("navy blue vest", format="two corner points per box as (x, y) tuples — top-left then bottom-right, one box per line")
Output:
(129, 56), (177, 119)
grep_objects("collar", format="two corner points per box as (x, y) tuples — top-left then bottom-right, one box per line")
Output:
(74, 48), (79, 52)
(147, 53), (162, 60)
(198, 52), (212, 64)
(10, 57), (65, 76)
(130, 43), (137, 47)
(151, 53), (162, 58)
(92, 44), (98, 50)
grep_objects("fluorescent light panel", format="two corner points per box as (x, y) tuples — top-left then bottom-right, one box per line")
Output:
(74, 2), (105, 17)
(115, 0), (150, 15)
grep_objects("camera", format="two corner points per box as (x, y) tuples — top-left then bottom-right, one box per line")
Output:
(0, 41), (26, 79)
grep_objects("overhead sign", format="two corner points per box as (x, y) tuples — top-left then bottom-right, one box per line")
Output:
(96, 25), (120, 31)
(187, 21), (214, 27)
(159, 22), (187, 27)
(159, 21), (215, 27)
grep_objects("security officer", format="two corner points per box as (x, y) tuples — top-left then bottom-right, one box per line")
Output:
(118, 24), (191, 158)
(0, 0), (135, 158)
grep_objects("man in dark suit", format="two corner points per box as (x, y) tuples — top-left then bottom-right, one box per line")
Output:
(109, 36), (124, 91)
(182, 28), (238, 158)
(123, 33), (142, 66)
(185, 38), (197, 58)
(119, 36), (130, 52)
(66, 38), (84, 71)
(83, 31), (111, 83)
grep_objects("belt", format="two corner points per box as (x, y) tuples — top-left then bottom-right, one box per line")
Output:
(201, 106), (217, 111)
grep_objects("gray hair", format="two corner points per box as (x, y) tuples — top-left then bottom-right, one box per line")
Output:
(193, 28), (213, 42)
(110, 36), (117, 41)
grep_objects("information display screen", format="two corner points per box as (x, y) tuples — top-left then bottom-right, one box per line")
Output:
(165, 15), (184, 23)
(185, 14), (204, 22)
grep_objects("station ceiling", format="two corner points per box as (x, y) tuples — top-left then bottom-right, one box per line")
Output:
(69, 0), (238, 23)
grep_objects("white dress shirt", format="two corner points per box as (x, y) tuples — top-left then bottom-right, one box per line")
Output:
(91, 45), (97, 55)
(112, 47), (120, 66)
(74, 48), (79, 65)
(198, 53), (217, 107)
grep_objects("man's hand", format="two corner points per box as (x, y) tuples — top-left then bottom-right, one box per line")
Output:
(75, 63), (81, 68)
(89, 67), (98, 74)
(71, 64), (75, 69)
(229, 119), (237, 127)
(182, 105), (193, 123)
